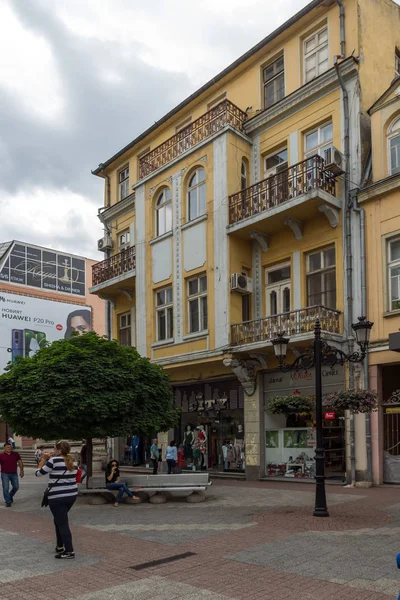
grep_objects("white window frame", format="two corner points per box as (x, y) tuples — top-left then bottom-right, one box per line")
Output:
(187, 275), (207, 334)
(388, 238), (400, 311)
(155, 188), (172, 237)
(395, 49), (400, 78)
(306, 246), (336, 309)
(187, 168), (206, 222)
(118, 230), (130, 250)
(304, 121), (333, 159)
(303, 26), (329, 83)
(263, 54), (285, 109)
(388, 117), (400, 176)
(119, 312), (131, 346)
(156, 286), (173, 341)
(119, 166), (130, 201)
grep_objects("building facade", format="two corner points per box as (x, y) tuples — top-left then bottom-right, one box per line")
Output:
(90, 0), (400, 481)
(0, 240), (106, 445)
(358, 76), (400, 484)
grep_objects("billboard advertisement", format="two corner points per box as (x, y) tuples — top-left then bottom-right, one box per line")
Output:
(0, 292), (92, 374)
(0, 242), (86, 297)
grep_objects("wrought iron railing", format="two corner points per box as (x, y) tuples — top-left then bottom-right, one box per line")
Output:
(228, 155), (336, 226)
(139, 100), (247, 179)
(92, 246), (136, 286)
(230, 305), (341, 347)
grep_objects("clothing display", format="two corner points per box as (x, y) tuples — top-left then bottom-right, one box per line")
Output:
(130, 435), (140, 463)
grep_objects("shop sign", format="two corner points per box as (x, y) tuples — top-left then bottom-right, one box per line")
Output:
(189, 393), (228, 414)
(324, 411), (336, 421)
(386, 407), (400, 414)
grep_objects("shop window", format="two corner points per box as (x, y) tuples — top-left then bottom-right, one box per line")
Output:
(306, 246), (336, 309)
(388, 238), (400, 311)
(187, 168), (206, 221)
(188, 275), (207, 333)
(156, 286), (173, 341)
(118, 230), (130, 250)
(119, 312), (131, 346)
(305, 121), (333, 160)
(388, 116), (400, 176)
(304, 26), (329, 83)
(119, 166), (130, 201)
(155, 188), (172, 237)
(263, 55), (285, 109)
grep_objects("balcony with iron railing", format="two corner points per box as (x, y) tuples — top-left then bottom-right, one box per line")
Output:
(228, 155), (338, 230)
(231, 305), (341, 348)
(90, 246), (136, 293)
(138, 100), (247, 180)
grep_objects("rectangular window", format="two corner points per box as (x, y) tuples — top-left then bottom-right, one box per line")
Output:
(119, 312), (131, 346)
(304, 27), (329, 83)
(119, 166), (130, 201)
(263, 55), (285, 109)
(389, 238), (400, 311)
(306, 246), (336, 309)
(188, 275), (208, 333)
(305, 121), (333, 159)
(156, 287), (173, 341)
(118, 230), (130, 249)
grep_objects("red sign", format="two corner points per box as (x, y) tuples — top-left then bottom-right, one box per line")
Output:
(56, 324), (63, 331)
(324, 411), (336, 421)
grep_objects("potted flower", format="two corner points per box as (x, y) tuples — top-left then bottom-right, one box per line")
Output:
(268, 392), (315, 415)
(324, 389), (378, 414)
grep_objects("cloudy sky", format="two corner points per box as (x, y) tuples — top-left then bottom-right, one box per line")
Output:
(1, 0), (397, 259)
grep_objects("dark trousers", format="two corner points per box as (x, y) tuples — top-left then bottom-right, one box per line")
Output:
(49, 496), (76, 552)
(167, 459), (176, 474)
(151, 459), (158, 474)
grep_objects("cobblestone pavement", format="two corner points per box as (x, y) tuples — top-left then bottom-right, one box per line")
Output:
(1, 469), (400, 599)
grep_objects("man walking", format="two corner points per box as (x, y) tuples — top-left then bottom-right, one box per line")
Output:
(0, 442), (24, 507)
(150, 438), (159, 474)
(79, 440), (87, 483)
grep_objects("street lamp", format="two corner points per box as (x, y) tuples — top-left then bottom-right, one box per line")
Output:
(271, 316), (373, 518)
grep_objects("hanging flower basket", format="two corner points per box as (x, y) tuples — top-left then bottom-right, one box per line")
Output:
(324, 389), (378, 414)
(268, 393), (315, 415)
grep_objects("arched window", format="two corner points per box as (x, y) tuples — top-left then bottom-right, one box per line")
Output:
(241, 159), (248, 190)
(156, 188), (172, 236)
(188, 168), (206, 221)
(389, 116), (400, 175)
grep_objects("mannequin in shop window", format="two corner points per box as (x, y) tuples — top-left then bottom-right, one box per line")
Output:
(197, 425), (207, 470)
(183, 426), (194, 468)
(234, 424), (245, 470)
(222, 440), (234, 471)
(130, 435), (140, 465)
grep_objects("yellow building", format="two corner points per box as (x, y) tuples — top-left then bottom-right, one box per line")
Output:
(358, 74), (400, 484)
(90, 0), (400, 482)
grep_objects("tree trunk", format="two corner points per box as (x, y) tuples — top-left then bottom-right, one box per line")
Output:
(86, 437), (93, 490)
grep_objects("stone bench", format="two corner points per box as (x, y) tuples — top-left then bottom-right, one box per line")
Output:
(80, 473), (211, 504)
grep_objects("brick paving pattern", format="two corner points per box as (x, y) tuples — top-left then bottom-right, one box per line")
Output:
(1, 470), (400, 599)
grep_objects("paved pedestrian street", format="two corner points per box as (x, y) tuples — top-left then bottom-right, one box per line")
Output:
(2, 471), (400, 599)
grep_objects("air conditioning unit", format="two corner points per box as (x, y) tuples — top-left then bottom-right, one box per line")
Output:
(323, 145), (345, 175)
(97, 235), (113, 252)
(230, 273), (252, 294)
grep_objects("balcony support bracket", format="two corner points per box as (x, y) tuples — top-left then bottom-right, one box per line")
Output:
(318, 205), (339, 228)
(284, 217), (303, 240)
(117, 288), (134, 301)
(98, 294), (116, 310)
(223, 357), (263, 396)
(249, 230), (269, 252)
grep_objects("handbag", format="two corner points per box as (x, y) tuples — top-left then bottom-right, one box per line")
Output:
(76, 468), (83, 484)
(41, 470), (67, 507)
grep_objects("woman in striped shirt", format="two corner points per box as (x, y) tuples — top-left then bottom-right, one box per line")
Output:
(36, 440), (78, 559)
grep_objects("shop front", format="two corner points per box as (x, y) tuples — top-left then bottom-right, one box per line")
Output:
(173, 378), (245, 473)
(264, 365), (346, 481)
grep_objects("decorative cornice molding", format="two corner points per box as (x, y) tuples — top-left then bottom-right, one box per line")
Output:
(223, 357), (264, 396)
(358, 173), (400, 203)
(99, 193), (135, 224)
(245, 59), (358, 135)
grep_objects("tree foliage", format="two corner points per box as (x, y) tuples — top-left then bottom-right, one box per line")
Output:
(0, 332), (179, 440)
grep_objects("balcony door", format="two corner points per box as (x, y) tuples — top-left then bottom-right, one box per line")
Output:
(264, 148), (288, 208)
(265, 263), (291, 339)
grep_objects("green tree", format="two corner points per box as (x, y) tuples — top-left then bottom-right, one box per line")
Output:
(0, 332), (179, 479)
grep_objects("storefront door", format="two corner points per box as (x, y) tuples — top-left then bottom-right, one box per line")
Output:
(382, 365), (400, 483)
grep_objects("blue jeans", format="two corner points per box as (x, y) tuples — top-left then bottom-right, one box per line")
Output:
(167, 459), (176, 474)
(1, 473), (19, 504)
(106, 482), (133, 503)
(80, 464), (87, 482)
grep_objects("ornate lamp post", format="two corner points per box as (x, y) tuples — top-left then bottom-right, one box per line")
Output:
(271, 316), (373, 518)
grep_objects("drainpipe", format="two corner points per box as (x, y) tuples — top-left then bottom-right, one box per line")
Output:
(95, 168), (112, 341)
(334, 11), (356, 484)
(352, 151), (373, 484)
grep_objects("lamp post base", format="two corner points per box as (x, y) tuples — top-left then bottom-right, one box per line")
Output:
(313, 507), (330, 518)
